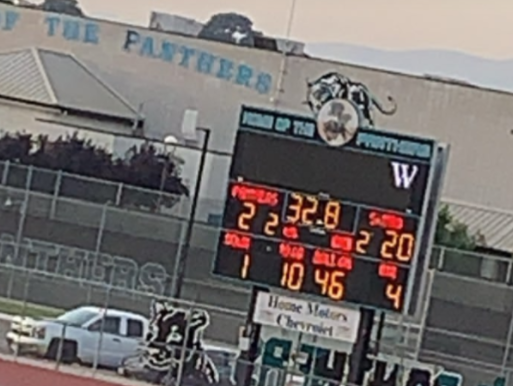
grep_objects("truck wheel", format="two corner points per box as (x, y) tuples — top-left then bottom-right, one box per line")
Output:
(46, 339), (78, 364)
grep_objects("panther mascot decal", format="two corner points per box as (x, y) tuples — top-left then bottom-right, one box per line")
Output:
(306, 72), (397, 127)
(143, 300), (219, 385)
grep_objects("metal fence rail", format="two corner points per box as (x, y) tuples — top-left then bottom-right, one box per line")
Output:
(0, 161), (185, 218)
(0, 162), (512, 386)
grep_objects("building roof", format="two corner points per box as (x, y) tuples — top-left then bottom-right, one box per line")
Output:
(0, 47), (141, 122)
(444, 199), (513, 252)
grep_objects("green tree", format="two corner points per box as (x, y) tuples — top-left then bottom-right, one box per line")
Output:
(435, 204), (477, 250)
(199, 13), (256, 47)
(40, 0), (84, 16)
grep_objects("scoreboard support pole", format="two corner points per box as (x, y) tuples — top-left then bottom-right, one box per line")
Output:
(238, 285), (268, 386)
(348, 307), (376, 386)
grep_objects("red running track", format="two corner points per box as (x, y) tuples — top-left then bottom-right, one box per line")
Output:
(0, 358), (122, 386)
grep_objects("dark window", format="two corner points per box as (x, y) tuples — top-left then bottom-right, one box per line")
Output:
(126, 319), (144, 338)
(88, 316), (121, 335)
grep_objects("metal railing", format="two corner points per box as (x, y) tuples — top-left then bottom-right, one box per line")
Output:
(0, 266), (512, 386)
(0, 161), (513, 386)
(0, 160), (185, 218)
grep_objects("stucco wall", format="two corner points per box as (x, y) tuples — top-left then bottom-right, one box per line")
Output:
(0, 5), (512, 212)
(0, 99), (125, 149)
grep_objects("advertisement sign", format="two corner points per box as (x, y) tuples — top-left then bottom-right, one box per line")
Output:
(253, 292), (360, 343)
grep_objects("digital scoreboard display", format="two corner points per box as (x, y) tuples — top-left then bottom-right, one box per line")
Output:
(213, 105), (436, 312)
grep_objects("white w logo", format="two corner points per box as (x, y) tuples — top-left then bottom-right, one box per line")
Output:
(391, 162), (419, 189)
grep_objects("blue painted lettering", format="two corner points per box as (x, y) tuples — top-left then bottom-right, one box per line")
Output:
(293, 120), (315, 138)
(356, 132), (432, 159)
(235, 64), (253, 87)
(62, 19), (80, 41)
(275, 117), (291, 133)
(196, 51), (216, 74)
(242, 111), (274, 130)
(44, 16), (100, 44)
(216, 58), (234, 81)
(253, 337), (462, 386)
(118, 30), (273, 95)
(83, 23), (99, 44)
(0, 10), (19, 31)
(123, 29), (140, 51)
(139, 36), (155, 57)
(45, 16), (60, 36)
(160, 41), (176, 62)
(255, 73), (272, 94)
(179, 46), (195, 68)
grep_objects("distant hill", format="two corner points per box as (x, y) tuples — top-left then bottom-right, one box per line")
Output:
(306, 42), (513, 92)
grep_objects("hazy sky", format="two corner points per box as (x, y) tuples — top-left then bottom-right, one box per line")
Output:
(79, 0), (513, 59)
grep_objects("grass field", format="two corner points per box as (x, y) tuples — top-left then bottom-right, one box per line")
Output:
(0, 297), (63, 319)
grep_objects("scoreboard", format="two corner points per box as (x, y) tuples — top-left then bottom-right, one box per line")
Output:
(212, 105), (438, 313)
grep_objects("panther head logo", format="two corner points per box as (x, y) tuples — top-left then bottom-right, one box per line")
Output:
(306, 72), (397, 127)
(144, 301), (211, 370)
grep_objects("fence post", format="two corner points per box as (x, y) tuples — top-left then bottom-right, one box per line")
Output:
(170, 220), (188, 296)
(87, 202), (108, 303)
(19, 268), (32, 318)
(55, 322), (69, 370)
(506, 259), (513, 284)
(115, 183), (123, 206)
(393, 310), (405, 360)
(93, 271), (113, 375)
(1, 160), (9, 185)
(500, 293), (513, 376)
(13, 269), (33, 361)
(49, 170), (62, 220)
(13, 166), (32, 260)
(174, 305), (194, 386)
(413, 269), (435, 360)
(437, 247), (445, 270)
(7, 166), (33, 298)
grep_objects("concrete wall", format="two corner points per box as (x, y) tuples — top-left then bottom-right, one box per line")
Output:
(0, 94), (135, 154)
(0, 4), (512, 213)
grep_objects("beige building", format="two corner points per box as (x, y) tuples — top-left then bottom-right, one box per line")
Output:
(0, 4), (511, 247)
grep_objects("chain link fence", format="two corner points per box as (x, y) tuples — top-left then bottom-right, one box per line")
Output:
(0, 163), (512, 386)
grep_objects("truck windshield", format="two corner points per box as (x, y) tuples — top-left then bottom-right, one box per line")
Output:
(57, 308), (98, 326)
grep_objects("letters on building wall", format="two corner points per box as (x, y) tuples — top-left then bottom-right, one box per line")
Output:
(0, 6), (272, 95)
(0, 233), (168, 295)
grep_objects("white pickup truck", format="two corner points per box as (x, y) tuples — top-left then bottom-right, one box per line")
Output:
(6, 306), (148, 369)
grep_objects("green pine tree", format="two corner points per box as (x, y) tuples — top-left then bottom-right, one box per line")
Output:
(435, 204), (477, 250)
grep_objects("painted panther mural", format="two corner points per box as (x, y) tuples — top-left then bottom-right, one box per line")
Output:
(306, 72), (397, 127)
(123, 300), (221, 386)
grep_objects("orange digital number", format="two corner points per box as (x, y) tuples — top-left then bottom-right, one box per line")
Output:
(241, 254), (250, 279)
(324, 201), (341, 230)
(355, 230), (372, 254)
(381, 230), (415, 262)
(286, 193), (303, 224)
(281, 262), (304, 291)
(386, 283), (403, 310)
(264, 213), (279, 236)
(314, 269), (345, 300)
(301, 195), (318, 225)
(237, 202), (256, 231)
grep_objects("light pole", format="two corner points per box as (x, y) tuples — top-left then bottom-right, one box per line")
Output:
(272, 0), (298, 107)
(156, 135), (180, 210)
(171, 128), (211, 299)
